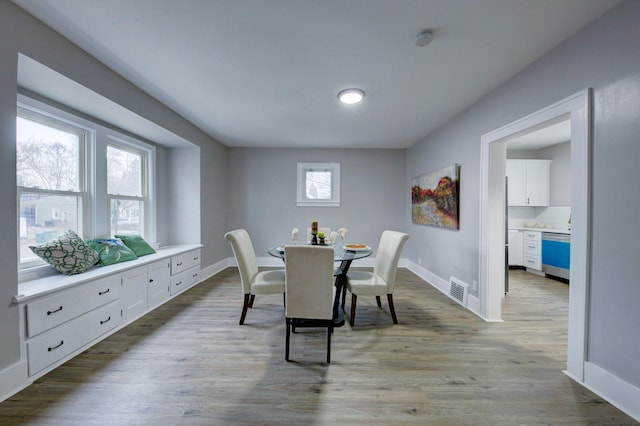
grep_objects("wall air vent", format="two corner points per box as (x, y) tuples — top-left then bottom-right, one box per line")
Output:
(449, 277), (468, 307)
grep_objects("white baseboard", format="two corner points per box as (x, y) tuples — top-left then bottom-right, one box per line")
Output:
(405, 260), (449, 292)
(404, 260), (487, 320)
(0, 360), (29, 403)
(570, 361), (640, 422)
(199, 258), (232, 281)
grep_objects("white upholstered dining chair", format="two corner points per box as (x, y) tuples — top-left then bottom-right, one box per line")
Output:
(343, 230), (409, 327)
(284, 245), (335, 363)
(225, 229), (285, 325)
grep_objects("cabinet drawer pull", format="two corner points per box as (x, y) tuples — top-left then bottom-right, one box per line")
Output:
(192, 273), (198, 278)
(100, 316), (111, 325)
(176, 262), (183, 266)
(193, 256), (199, 261)
(149, 278), (154, 283)
(48, 340), (64, 352)
(175, 281), (183, 286)
(47, 306), (63, 315)
(98, 288), (110, 296)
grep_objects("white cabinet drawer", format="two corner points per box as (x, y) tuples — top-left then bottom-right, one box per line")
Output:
(523, 240), (541, 255)
(171, 249), (201, 275)
(170, 265), (200, 295)
(26, 275), (120, 337)
(523, 255), (541, 271)
(523, 231), (541, 242)
(27, 300), (120, 375)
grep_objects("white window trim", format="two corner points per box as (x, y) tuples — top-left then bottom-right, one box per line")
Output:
(17, 101), (93, 270)
(296, 162), (340, 207)
(106, 136), (155, 239)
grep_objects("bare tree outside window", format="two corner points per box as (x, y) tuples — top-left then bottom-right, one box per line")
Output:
(107, 145), (144, 236)
(17, 118), (80, 191)
(107, 145), (142, 197)
(305, 171), (332, 200)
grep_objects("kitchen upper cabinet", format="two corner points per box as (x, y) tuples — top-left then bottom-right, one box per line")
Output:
(506, 160), (551, 206)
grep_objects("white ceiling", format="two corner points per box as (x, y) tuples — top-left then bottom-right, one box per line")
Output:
(507, 118), (571, 150)
(13, 0), (620, 149)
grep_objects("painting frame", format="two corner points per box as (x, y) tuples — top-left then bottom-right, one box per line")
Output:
(411, 164), (460, 230)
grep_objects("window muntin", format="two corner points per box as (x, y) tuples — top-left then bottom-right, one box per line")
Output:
(296, 163), (340, 207)
(16, 111), (87, 268)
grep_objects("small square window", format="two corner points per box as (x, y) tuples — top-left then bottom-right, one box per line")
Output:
(297, 163), (340, 207)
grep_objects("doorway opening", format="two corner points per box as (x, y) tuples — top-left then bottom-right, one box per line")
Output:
(478, 89), (591, 382)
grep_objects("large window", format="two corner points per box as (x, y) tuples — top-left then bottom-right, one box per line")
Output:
(17, 97), (155, 270)
(16, 109), (88, 267)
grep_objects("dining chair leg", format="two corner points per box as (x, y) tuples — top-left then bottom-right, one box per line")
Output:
(350, 294), (358, 327)
(285, 319), (291, 361)
(239, 294), (251, 325)
(387, 294), (398, 324)
(248, 294), (256, 308)
(376, 295), (382, 307)
(341, 286), (347, 309)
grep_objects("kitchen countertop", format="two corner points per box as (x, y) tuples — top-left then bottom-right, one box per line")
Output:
(510, 227), (571, 235)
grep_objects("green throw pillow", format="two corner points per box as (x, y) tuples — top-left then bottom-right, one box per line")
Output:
(115, 234), (156, 257)
(29, 230), (100, 275)
(87, 238), (138, 266)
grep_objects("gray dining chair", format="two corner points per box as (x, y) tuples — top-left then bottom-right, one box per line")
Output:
(284, 245), (335, 363)
(225, 229), (285, 325)
(343, 230), (409, 326)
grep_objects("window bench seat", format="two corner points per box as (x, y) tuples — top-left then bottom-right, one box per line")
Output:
(13, 244), (202, 380)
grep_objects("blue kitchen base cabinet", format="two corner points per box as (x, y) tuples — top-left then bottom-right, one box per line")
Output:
(542, 234), (570, 280)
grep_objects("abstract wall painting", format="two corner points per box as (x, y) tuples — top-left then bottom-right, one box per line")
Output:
(411, 164), (460, 230)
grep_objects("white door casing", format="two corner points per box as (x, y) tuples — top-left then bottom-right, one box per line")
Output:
(479, 89), (591, 381)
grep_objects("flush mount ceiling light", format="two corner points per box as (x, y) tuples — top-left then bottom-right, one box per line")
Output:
(338, 88), (365, 104)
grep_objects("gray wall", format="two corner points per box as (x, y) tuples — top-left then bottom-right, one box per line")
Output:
(227, 148), (406, 257)
(406, 1), (640, 387)
(0, 2), (20, 372)
(540, 142), (571, 206)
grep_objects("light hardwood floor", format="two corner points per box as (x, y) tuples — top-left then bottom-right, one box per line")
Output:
(0, 268), (636, 425)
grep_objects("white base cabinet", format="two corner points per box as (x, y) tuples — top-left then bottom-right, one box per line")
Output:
(15, 245), (201, 380)
(523, 230), (542, 271)
(148, 259), (171, 308)
(120, 266), (149, 323)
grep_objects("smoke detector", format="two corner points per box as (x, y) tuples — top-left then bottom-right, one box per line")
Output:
(415, 29), (434, 47)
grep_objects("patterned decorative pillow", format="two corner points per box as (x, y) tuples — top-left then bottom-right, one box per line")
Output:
(87, 238), (138, 266)
(29, 230), (100, 275)
(115, 234), (156, 257)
